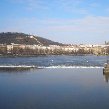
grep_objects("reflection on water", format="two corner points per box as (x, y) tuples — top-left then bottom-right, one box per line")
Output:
(0, 68), (109, 109)
(103, 73), (109, 83)
(0, 68), (34, 72)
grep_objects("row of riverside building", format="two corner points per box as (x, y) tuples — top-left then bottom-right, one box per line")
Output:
(0, 43), (109, 55)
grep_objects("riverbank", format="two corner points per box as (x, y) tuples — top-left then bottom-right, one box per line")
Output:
(0, 54), (109, 58)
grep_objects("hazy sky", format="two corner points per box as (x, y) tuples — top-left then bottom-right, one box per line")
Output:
(0, 0), (109, 44)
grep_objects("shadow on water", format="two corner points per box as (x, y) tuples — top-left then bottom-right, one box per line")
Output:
(0, 67), (41, 73)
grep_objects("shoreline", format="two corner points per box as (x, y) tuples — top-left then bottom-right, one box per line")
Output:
(0, 54), (109, 58)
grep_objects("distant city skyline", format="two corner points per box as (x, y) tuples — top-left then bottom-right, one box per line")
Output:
(0, 0), (109, 44)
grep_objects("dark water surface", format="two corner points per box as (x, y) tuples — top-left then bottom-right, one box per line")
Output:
(0, 68), (109, 109)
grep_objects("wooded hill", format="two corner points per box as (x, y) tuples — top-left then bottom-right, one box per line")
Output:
(0, 32), (63, 46)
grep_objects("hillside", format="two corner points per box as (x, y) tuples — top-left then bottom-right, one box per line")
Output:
(0, 32), (63, 46)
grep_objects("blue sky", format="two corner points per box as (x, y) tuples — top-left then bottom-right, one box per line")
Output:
(0, 0), (109, 44)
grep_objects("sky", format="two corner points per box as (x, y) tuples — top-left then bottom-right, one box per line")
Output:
(0, 0), (109, 44)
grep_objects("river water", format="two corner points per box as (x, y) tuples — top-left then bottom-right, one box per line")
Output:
(0, 55), (109, 109)
(0, 55), (108, 68)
